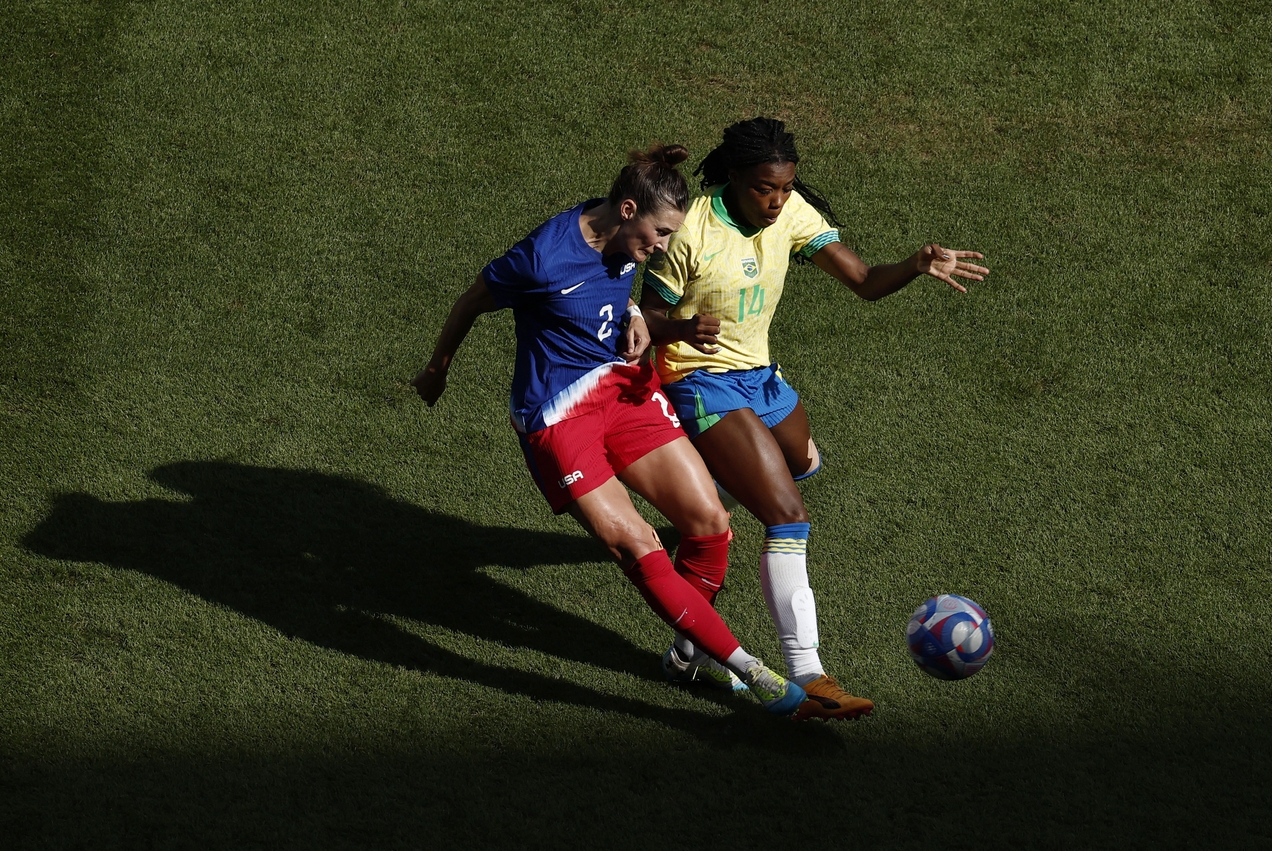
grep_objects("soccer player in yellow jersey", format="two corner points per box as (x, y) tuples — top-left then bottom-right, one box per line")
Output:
(641, 117), (988, 721)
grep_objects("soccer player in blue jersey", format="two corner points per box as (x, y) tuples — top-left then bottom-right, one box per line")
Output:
(412, 144), (806, 716)
(641, 118), (988, 721)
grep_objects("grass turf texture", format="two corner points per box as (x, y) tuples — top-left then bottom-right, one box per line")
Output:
(2, 0), (1270, 847)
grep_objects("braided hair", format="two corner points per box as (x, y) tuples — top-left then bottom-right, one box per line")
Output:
(607, 143), (691, 216)
(694, 117), (841, 227)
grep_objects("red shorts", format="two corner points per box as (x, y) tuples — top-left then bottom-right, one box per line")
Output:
(518, 365), (685, 514)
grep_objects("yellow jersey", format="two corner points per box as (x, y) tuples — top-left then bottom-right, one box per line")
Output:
(642, 184), (839, 383)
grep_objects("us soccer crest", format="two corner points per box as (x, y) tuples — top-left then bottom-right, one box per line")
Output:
(741, 257), (759, 278)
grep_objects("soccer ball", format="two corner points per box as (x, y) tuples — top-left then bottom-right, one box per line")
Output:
(907, 594), (994, 680)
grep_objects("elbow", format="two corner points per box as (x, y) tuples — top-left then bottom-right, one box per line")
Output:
(843, 279), (879, 301)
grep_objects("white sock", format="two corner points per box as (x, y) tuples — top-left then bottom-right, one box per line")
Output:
(674, 632), (697, 661)
(724, 647), (761, 679)
(761, 523), (824, 686)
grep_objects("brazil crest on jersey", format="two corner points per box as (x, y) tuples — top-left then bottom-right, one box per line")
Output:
(482, 200), (639, 433)
(641, 185), (839, 383)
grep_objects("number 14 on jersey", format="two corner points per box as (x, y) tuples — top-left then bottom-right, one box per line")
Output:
(738, 284), (765, 323)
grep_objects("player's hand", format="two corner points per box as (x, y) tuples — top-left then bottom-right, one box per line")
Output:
(620, 313), (650, 363)
(411, 362), (448, 406)
(915, 244), (988, 293)
(681, 313), (721, 354)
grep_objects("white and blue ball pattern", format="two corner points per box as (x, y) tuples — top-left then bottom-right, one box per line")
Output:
(907, 594), (994, 680)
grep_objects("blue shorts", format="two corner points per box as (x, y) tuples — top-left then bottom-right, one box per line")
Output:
(660, 364), (800, 439)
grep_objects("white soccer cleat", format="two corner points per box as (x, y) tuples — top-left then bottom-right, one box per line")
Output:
(661, 646), (748, 692)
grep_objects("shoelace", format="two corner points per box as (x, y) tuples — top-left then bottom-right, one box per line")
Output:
(744, 666), (786, 700)
(700, 659), (735, 682)
(814, 676), (849, 700)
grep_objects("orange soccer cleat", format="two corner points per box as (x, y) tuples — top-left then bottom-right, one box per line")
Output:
(792, 675), (874, 721)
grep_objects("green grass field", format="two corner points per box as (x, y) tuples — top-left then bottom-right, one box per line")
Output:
(3, 0), (1270, 847)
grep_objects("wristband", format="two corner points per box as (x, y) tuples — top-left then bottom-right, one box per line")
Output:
(626, 304), (643, 320)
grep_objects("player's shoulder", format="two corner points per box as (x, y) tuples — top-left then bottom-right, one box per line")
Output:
(521, 201), (597, 267)
(685, 191), (715, 221)
(525, 200), (588, 247)
(781, 188), (821, 224)
(778, 189), (836, 240)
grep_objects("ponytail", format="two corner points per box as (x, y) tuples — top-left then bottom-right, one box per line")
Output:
(607, 143), (691, 216)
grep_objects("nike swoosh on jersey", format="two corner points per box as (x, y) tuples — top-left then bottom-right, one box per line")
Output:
(561, 281), (586, 294)
(702, 250), (725, 262)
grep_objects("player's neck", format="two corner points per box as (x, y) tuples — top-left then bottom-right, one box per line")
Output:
(579, 201), (622, 255)
(720, 184), (758, 230)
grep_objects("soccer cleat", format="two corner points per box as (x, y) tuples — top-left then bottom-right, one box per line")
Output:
(661, 646), (748, 691)
(792, 674), (874, 721)
(740, 663), (806, 716)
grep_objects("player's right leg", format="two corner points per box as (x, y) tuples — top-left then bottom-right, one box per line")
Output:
(612, 434), (743, 691)
(565, 479), (803, 714)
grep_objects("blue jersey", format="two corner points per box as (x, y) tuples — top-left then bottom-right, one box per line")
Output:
(483, 200), (639, 433)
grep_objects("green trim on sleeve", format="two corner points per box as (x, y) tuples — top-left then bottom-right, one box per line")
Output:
(798, 230), (841, 258)
(640, 272), (682, 307)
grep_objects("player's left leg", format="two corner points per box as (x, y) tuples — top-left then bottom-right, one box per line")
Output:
(763, 399), (872, 720)
(616, 433), (730, 605)
(605, 397), (732, 603)
(691, 369), (871, 719)
(615, 434), (727, 536)
(564, 477), (732, 660)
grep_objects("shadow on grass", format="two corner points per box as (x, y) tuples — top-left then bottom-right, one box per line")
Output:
(3, 725), (1269, 850)
(21, 463), (1270, 848)
(23, 461), (803, 739)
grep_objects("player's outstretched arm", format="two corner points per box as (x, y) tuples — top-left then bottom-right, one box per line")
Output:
(812, 242), (987, 300)
(638, 286), (721, 353)
(412, 274), (500, 406)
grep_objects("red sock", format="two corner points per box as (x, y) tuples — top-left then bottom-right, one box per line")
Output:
(674, 530), (732, 604)
(622, 549), (741, 663)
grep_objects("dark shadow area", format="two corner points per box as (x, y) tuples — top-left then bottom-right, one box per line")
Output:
(23, 461), (787, 736)
(3, 722), (1269, 850)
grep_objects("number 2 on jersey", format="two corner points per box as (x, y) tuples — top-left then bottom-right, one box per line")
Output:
(738, 284), (764, 323)
(597, 304), (614, 341)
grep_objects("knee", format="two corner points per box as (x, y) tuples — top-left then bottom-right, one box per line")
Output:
(773, 506), (810, 525)
(760, 498), (808, 527)
(679, 501), (731, 537)
(595, 518), (662, 567)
